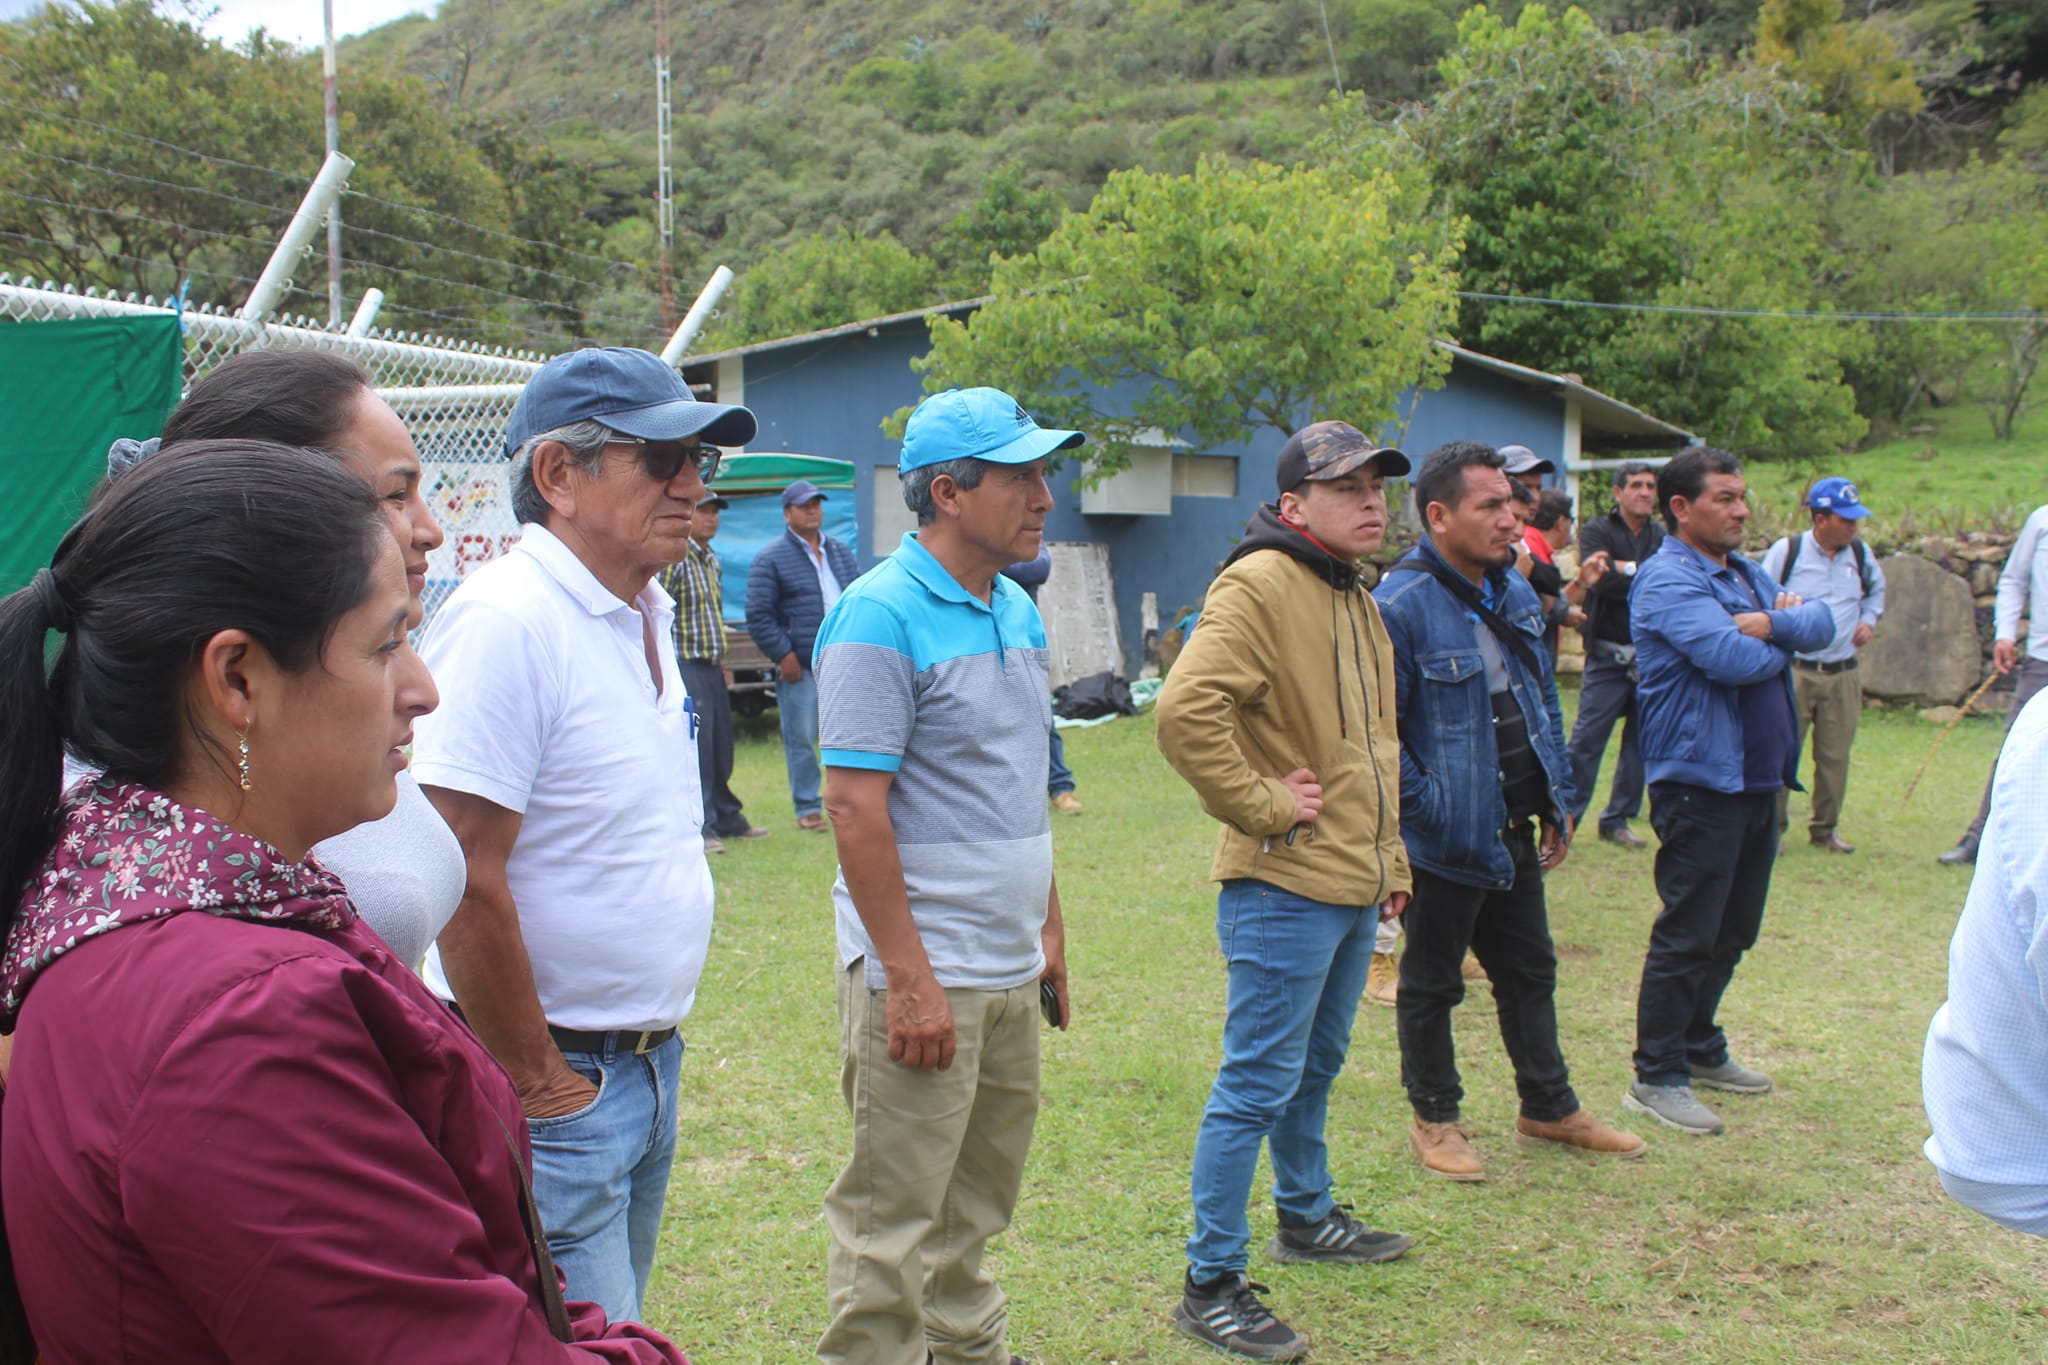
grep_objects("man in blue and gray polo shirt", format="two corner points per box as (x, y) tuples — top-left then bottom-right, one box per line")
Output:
(812, 387), (1080, 1365)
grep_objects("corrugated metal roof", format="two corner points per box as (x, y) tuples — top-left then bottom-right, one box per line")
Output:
(1434, 342), (1693, 448)
(684, 298), (1692, 449)
(682, 297), (989, 366)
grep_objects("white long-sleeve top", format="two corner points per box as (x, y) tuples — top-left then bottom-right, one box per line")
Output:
(1924, 690), (2048, 1236)
(1994, 505), (2048, 660)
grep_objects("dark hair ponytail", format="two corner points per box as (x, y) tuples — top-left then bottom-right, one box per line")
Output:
(0, 439), (386, 932)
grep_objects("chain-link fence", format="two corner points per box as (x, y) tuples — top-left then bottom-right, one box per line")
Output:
(1, 271), (552, 623)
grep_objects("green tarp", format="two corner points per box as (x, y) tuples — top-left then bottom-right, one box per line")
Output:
(0, 316), (183, 594)
(713, 452), (854, 492)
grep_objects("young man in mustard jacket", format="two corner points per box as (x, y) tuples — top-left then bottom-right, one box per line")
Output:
(1157, 420), (1414, 1362)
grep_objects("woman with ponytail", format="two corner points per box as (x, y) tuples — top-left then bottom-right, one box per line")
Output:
(85, 348), (464, 969)
(0, 442), (687, 1365)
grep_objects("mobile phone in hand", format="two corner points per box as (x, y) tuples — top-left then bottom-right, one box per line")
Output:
(1039, 978), (1064, 1029)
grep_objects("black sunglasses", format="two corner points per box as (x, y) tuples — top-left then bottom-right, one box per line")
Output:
(608, 434), (721, 484)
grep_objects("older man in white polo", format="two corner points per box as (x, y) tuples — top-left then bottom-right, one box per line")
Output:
(413, 346), (756, 1324)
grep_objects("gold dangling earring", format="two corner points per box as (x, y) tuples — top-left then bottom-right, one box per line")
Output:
(237, 728), (252, 792)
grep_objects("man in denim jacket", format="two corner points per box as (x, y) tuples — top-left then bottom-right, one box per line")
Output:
(1622, 446), (1834, 1137)
(1375, 443), (1648, 1182)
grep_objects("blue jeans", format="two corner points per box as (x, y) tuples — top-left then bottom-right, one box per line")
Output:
(776, 669), (823, 817)
(1188, 879), (1380, 1281)
(530, 1033), (684, 1325)
(1047, 727), (1074, 796)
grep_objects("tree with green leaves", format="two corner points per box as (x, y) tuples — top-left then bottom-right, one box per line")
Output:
(931, 171), (1066, 299)
(1393, 3), (1869, 460)
(906, 156), (1461, 477)
(0, 0), (628, 346)
(716, 229), (937, 344)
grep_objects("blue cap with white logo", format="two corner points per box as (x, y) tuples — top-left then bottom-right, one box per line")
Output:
(899, 387), (1085, 475)
(1806, 476), (1871, 520)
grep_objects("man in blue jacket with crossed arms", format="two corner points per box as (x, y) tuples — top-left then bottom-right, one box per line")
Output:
(1623, 446), (1835, 1138)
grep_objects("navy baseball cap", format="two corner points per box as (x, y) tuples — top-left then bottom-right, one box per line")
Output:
(503, 347), (757, 459)
(900, 387), (1084, 475)
(1807, 476), (1870, 520)
(1276, 421), (1409, 494)
(781, 480), (827, 508)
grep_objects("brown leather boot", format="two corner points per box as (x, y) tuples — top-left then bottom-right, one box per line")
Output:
(1364, 951), (1399, 1007)
(1410, 1117), (1486, 1181)
(1514, 1108), (1647, 1159)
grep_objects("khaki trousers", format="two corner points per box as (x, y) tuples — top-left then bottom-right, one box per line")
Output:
(818, 964), (1040, 1365)
(1778, 665), (1862, 838)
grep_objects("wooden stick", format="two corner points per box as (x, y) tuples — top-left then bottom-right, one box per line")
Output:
(1900, 669), (2004, 808)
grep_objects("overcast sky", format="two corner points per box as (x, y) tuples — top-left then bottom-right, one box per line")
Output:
(0, 1), (435, 49)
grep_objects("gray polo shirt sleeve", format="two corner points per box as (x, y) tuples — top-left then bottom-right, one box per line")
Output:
(816, 590), (916, 773)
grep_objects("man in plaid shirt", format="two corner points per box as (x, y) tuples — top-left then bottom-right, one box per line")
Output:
(662, 492), (767, 853)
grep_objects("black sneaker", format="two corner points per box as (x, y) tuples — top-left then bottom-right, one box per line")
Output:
(1173, 1272), (1308, 1361)
(1268, 1203), (1412, 1265)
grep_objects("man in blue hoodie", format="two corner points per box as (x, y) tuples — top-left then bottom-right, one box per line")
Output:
(1622, 446), (1834, 1137)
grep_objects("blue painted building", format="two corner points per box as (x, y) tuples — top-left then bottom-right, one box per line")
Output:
(683, 301), (1691, 674)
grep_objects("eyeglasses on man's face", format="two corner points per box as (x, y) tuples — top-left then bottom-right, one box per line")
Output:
(607, 434), (720, 485)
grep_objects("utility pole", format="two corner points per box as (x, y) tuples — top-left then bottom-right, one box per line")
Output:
(654, 0), (676, 332)
(323, 0), (344, 327)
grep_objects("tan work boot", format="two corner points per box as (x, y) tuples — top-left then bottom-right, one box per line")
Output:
(1050, 791), (1084, 816)
(1364, 951), (1398, 1008)
(1514, 1108), (1647, 1159)
(1410, 1117), (1486, 1182)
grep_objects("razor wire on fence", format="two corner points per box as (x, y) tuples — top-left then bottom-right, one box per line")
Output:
(0, 270), (554, 625)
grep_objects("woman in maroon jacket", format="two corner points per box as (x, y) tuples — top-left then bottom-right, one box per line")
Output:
(0, 441), (688, 1365)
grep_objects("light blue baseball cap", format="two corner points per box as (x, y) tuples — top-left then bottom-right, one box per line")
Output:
(899, 387), (1085, 474)
(1807, 476), (1871, 519)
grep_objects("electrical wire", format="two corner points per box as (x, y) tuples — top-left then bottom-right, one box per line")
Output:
(1, 182), (656, 332)
(5, 144), (650, 295)
(0, 227), (262, 290)
(1455, 290), (2046, 323)
(0, 95), (645, 276)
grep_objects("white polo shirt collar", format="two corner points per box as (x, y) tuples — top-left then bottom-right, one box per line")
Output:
(518, 522), (676, 620)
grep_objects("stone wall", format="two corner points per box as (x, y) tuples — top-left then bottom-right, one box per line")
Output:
(1864, 530), (2024, 709)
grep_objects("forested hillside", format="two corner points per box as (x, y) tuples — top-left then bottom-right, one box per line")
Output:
(0, 0), (2042, 455)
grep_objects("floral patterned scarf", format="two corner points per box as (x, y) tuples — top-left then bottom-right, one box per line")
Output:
(2, 778), (356, 1026)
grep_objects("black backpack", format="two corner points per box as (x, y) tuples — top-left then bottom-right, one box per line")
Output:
(1779, 533), (1875, 598)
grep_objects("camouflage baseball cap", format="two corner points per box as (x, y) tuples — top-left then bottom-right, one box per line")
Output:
(1275, 421), (1410, 494)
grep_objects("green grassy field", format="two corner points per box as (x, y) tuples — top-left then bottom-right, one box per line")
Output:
(642, 697), (2045, 1364)
(1741, 403), (2047, 546)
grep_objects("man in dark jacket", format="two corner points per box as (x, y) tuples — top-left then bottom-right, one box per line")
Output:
(745, 479), (860, 830)
(1623, 447), (1833, 1138)
(1374, 443), (1646, 1183)
(1567, 462), (1663, 848)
